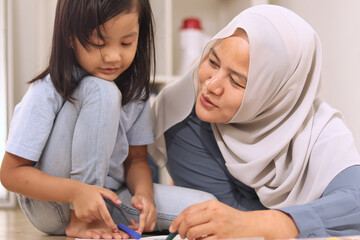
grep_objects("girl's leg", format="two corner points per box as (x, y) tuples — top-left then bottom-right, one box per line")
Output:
(17, 76), (121, 235)
(108, 183), (217, 231)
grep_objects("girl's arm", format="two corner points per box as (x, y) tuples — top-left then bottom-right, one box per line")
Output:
(124, 145), (156, 233)
(0, 152), (120, 231)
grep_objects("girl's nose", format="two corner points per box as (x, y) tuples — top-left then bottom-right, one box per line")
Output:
(205, 74), (224, 95)
(103, 47), (121, 63)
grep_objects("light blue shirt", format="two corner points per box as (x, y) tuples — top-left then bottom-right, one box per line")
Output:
(6, 69), (154, 190)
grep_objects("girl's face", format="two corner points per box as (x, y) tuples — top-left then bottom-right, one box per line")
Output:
(71, 11), (139, 81)
(195, 31), (249, 123)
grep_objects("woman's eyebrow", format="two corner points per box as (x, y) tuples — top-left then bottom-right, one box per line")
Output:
(210, 48), (220, 62)
(211, 48), (247, 82)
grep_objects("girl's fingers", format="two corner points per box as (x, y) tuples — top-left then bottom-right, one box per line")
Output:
(137, 212), (146, 234)
(100, 189), (122, 205)
(128, 219), (139, 230)
(98, 203), (117, 232)
(131, 196), (144, 210)
(145, 209), (156, 231)
(148, 220), (156, 232)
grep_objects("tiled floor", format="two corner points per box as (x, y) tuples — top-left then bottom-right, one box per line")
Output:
(0, 206), (73, 240)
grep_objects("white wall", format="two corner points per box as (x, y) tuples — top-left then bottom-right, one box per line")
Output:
(8, 0), (360, 151)
(9, 0), (56, 106)
(272, 0), (360, 151)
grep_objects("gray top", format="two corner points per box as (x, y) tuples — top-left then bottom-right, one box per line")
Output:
(165, 108), (360, 238)
(6, 68), (154, 189)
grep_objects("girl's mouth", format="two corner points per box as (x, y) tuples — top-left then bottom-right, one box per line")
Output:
(99, 67), (120, 74)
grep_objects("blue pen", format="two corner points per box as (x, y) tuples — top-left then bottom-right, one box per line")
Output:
(117, 223), (142, 239)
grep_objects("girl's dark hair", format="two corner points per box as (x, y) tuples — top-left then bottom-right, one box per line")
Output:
(31, 0), (155, 105)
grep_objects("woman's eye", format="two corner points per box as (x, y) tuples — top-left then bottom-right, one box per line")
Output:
(230, 76), (245, 88)
(208, 58), (218, 68)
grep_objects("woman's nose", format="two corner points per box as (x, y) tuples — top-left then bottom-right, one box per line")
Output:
(205, 74), (224, 95)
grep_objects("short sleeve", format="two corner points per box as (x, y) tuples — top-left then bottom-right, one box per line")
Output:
(5, 76), (64, 161)
(126, 99), (154, 146)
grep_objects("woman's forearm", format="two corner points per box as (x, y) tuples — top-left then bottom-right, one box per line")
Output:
(250, 209), (299, 239)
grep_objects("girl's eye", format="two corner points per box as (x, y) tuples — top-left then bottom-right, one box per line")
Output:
(89, 37), (105, 48)
(122, 41), (134, 47)
(90, 42), (105, 48)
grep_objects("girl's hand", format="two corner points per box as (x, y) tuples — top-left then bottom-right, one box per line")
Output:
(71, 182), (121, 233)
(169, 200), (299, 240)
(129, 194), (156, 233)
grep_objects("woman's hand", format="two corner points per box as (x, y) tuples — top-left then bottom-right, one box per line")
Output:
(128, 193), (157, 233)
(71, 183), (122, 233)
(169, 200), (299, 240)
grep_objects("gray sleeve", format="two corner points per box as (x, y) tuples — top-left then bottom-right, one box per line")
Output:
(279, 165), (360, 238)
(5, 76), (64, 161)
(126, 99), (155, 146)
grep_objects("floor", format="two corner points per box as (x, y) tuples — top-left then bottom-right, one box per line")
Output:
(0, 206), (77, 240)
(0, 206), (165, 240)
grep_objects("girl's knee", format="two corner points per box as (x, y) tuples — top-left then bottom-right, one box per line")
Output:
(78, 76), (122, 111)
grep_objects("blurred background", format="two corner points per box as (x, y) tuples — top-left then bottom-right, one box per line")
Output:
(1, 0), (360, 206)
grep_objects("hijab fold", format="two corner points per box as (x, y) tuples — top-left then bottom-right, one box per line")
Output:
(149, 4), (360, 208)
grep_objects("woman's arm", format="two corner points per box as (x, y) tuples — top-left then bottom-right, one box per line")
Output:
(169, 166), (360, 240)
(124, 145), (156, 233)
(169, 199), (299, 240)
(0, 151), (120, 231)
(279, 165), (360, 238)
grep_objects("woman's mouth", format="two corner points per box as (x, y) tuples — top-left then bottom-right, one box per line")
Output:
(200, 94), (218, 108)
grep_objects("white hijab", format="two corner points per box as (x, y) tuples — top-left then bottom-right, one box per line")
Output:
(149, 4), (360, 208)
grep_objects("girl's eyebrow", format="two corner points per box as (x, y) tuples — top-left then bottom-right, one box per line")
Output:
(210, 48), (248, 82)
(99, 31), (138, 39)
(121, 32), (138, 38)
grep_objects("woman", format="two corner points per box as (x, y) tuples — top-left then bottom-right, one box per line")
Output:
(149, 4), (360, 239)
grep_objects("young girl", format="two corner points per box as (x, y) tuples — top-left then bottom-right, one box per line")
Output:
(1, 0), (162, 239)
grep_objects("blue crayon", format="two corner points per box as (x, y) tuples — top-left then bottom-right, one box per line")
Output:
(117, 223), (142, 239)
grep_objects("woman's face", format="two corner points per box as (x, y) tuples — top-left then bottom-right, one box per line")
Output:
(195, 31), (249, 123)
